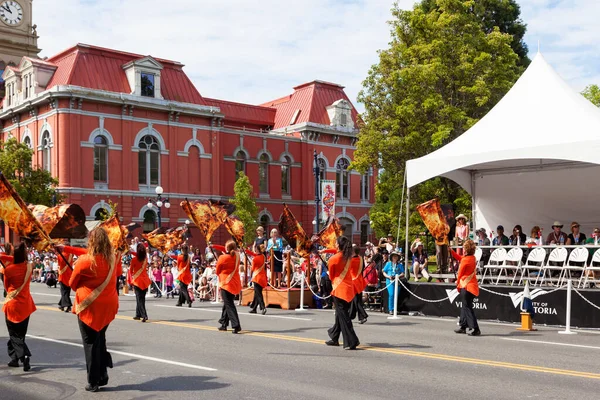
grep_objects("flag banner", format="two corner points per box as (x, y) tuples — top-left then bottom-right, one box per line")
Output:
(416, 198), (450, 246)
(317, 217), (344, 250)
(223, 216), (245, 246)
(321, 180), (336, 221)
(28, 204), (88, 239)
(98, 213), (129, 253)
(143, 225), (187, 253)
(278, 204), (312, 258)
(0, 172), (53, 250)
(180, 199), (228, 243)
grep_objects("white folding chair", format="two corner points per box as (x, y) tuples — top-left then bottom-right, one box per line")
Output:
(558, 246), (587, 287)
(537, 247), (567, 286)
(518, 247), (546, 285)
(496, 247), (523, 285)
(480, 248), (506, 285)
(474, 247), (483, 272)
(581, 248), (600, 288)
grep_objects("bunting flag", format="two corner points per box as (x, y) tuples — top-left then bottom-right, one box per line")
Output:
(317, 217), (344, 250)
(416, 198), (450, 246)
(28, 203), (88, 239)
(181, 199), (228, 243)
(278, 204), (312, 258)
(143, 225), (187, 253)
(223, 216), (245, 246)
(98, 213), (129, 253)
(0, 173), (53, 250)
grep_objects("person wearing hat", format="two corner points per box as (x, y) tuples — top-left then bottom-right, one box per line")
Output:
(546, 221), (568, 245)
(454, 214), (470, 255)
(385, 234), (395, 253)
(382, 250), (405, 315)
(492, 226), (510, 246)
(410, 239), (431, 282)
(476, 229), (491, 265)
(566, 222), (586, 246)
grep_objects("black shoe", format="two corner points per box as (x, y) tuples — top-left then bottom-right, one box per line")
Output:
(85, 384), (99, 392)
(343, 346), (357, 350)
(65, 308), (71, 313)
(188, 303), (192, 308)
(232, 328), (241, 334)
(99, 374), (108, 387)
(325, 340), (339, 346)
(454, 328), (467, 334)
(218, 326), (227, 331)
(427, 276), (433, 283)
(175, 303), (182, 307)
(141, 318), (147, 323)
(248, 309), (257, 314)
(58, 306), (64, 311)
(7, 359), (19, 367)
(22, 356), (30, 372)
(468, 329), (481, 337)
(261, 308), (267, 315)
(359, 318), (367, 325)
(133, 317), (141, 320)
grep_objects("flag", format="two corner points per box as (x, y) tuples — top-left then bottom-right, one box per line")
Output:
(520, 280), (536, 316)
(28, 203), (88, 239)
(278, 204), (312, 258)
(317, 217), (343, 250)
(181, 199), (227, 243)
(416, 198), (450, 246)
(98, 213), (128, 253)
(143, 225), (187, 253)
(321, 180), (336, 221)
(0, 172), (53, 250)
(223, 216), (245, 246)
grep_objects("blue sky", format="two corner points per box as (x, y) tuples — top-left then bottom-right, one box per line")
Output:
(33, 0), (600, 113)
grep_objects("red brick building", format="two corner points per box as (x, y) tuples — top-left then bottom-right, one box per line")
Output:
(0, 43), (375, 246)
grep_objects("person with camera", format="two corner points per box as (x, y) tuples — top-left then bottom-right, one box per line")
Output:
(382, 250), (405, 315)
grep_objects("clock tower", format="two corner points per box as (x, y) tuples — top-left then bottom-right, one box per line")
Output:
(0, 0), (40, 98)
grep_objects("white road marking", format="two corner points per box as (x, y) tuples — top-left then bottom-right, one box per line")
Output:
(31, 292), (62, 297)
(154, 304), (313, 321)
(27, 335), (218, 371)
(500, 337), (600, 350)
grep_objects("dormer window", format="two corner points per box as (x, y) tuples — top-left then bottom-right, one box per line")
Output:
(141, 73), (155, 97)
(123, 56), (164, 99)
(326, 99), (354, 130)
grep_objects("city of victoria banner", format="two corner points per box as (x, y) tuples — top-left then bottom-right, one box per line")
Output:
(321, 180), (336, 221)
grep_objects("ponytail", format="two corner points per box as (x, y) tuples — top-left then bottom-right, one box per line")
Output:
(337, 236), (353, 262)
(182, 245), (189, 263)
(225, 239), (237, 256)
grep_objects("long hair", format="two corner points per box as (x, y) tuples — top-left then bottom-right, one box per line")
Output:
(258, 243), (266, 255)
(4, 243), (14, 255)
(225, 239), (237, 256)
(136, 243), (147, 262)
(88, 227), (115, 268)
(182, 245), (189, 263)
(13, 242), (26, 264)
(337, 236), (353, 262)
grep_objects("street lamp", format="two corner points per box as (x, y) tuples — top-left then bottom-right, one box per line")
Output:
(312, 149), (321, 233)
(147, 185), (170, 228)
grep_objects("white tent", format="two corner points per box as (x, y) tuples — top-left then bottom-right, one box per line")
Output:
(405, 52), (600, 245)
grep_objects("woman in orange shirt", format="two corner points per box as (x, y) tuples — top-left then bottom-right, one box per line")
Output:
(176, 245), (193, 308)
(349, 245), (368, 324)
(69, 227), (120, 392)
(454, 240), (481, 336)
(326, 236), (360, 350)
(216, 240), (242, 333)
(2, 242), (35, 371)
(249, 243), (268, 315)
(130, 244), (151, 322)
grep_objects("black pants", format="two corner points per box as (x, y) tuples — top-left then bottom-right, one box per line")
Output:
(78, 319), (112, 386)
(219, 289), (241, 330)
(320, 278), (333, 307)
(58, 282), (72, 309)
(177, 282), (192, 305)
(250, 283), (265, 312)
(134, 286), (148, 319)
(349, 293), (368, 321)
(459, 289), (479, 330)
(328, 297), (359, 348)
(6, 316), (31, 362)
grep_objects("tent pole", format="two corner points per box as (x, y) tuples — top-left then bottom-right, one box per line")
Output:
(396, 169), (407, 249)
(471, 171), (476, 237)
(405, 187), (410, 272)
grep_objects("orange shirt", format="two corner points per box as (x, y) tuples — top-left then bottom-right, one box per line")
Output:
(130, 257), (151, 290)
(328, 252), (355, 303)
(0, 254), (14, 275)
(58, 246), (87, 285)
(457, 255), (479, 296)
(251, 254), (267, 288)
(351, 256), (367, 295)
(69, 254), (119, 332)
(3, 262), (36, 323)
(217, 253), (241, 295)
(177, 255), (192, 285)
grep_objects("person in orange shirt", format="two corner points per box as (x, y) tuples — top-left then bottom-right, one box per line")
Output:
(69, 228), (120, 392)
(130, 244), (151, 322)
(2, 242), (35, 371)
(326, 236), (360, 350)
(0, 243), (14, 298)
(249, 243), (268, 315)
(56, 250), (76, 313)
(216, 240), (242, 333)
(454, 240), (481, 336)
(176, 245), (193, 308)
(349, 245), (368, 324)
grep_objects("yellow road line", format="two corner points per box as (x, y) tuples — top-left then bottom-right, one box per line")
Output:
(36, 306), (600, 380)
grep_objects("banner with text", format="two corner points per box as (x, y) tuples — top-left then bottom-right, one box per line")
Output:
(321, 180), (336, 221)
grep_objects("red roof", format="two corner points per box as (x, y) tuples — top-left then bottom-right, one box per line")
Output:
(204, 98), (275, 127)
(260, 80), (358, 129)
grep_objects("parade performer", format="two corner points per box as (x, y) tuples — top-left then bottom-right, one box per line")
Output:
(216, 240), (242, 333)
(130, 244), (151, 322)
(69, 228), (119, 392)
(382, 251), (405, 315)
(249, 244), (268, 315)
(55, 247), (82, 313)
(0, 243), (14, 297)
(325, 236), (360, 350)
(175, 245), (193, 307)
(2, 242), (35, 371)
(454, 240), (481, 336)
(349, 245), (368, 324)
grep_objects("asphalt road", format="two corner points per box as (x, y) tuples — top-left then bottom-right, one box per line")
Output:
(0, 284), (598, 400)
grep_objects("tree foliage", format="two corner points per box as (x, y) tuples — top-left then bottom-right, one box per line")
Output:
(0, 137), (63, 206)
(353, 0), (523, 239)
(97, 200), (119, 221)
(230, 171), (259, 246)
(582, 84), (600, 107)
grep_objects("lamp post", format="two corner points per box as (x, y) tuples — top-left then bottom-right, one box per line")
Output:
(147, 186), (170, 228)
(313, 149), (321, 233)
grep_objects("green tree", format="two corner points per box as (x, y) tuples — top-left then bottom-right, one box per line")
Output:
(353, 0), (523, 239)
(0, 137), (63, 206)
(582, 84), (600, 107)
(230, 171), (259, 245)
(97, 200), (119, 221)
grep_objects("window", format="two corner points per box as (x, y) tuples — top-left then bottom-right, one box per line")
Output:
(138, 135), (160, 185)
(23, 136), (31, 149)
(235, 151), (246, 179)
(335, 158), (350, 200)
(317, 157), (326, 182)
(260, 214), (270, 231)
(143, 210), (156, 233)
(28, 74), (33, 97)
(339, 217), (354, 241)
(41, 131), (51, 172)
(340, 113), (347, 126)
(281, 156), (291, 196)
(24, 75), (28, 98)
(141, 73), (155, 97)
(259, 153), (269, 194)
(94, 208), (109, 221)
(93, 135), (108, 182)
(360, 221), (369, 245)
(360, 173), (369, 201)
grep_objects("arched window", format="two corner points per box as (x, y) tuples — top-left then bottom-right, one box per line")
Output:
(258, 153), (269, 194)
(339, 217), (354, 240)
(23, 136), (31, 149)
(360, 173), (369, 201)
(281, 156), (291, 195)
(143, 209), (157, 233)
(41, 131), (51, 172)
(94, 208), (109, 221)
(94, 135), (108, 182)
(336, 158), (350, 200)
(317, 157), (327, 182)
(138, 135), (160, 185)
(360, 220), (370, 245)
(235, 151), (246, 180)
(260, 214), (270, 231)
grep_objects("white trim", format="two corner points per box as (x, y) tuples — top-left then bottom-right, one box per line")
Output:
(232, 146), (250, 159)
(333, 154), (351, 168)
(89, 201), (113, 220)
(336, 212), (357, 231)
(133, 124), (168, 155)
(21, 127), (32, 147)
(316, 153), (330, 170)
(279, 151), (295, 163)
(138, 205), (157, 220)
(258, 208), (274, 223)
(81, 125), (122, 151)
(37, 120), (53, 150)
(257, 149), (273, 161)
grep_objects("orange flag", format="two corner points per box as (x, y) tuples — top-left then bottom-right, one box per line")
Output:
(317, 217), (344, 250)
(143, 226), (187, 253)
(98, 213), (129, 253)
(223, 216), (245, 245)
(28, 203), (88, 239)
(278, 204), (312, 258)
(416, 198), (450, 246)
(181, 199), (227, 243)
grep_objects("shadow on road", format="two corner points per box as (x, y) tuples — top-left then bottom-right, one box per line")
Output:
(107, 375), (229, 392)
(365, 342), (432, 350)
